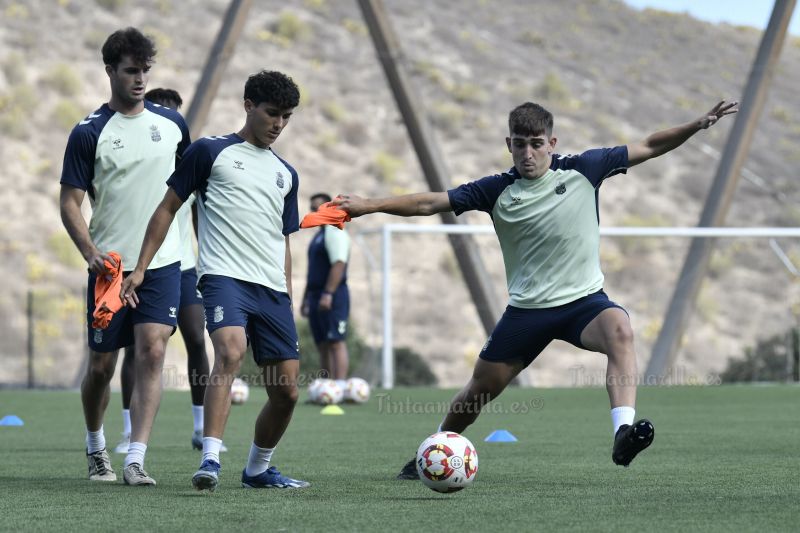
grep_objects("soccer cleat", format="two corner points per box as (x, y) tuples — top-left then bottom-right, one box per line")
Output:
(191, 430), (228, 452)
(192, 459), (221, 492)
(241, 466), (310, 489)
(123, 462), (156, 486)
(612, 419), (655, 467)
(87, 449), (117, 481)
(113, 433), (130, 454)
(396, 457), (419, 480)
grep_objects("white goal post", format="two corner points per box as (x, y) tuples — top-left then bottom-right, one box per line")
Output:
(357, 224), (800, 389)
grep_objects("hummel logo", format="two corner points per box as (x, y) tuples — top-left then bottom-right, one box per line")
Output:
(233, 160), (245, 170)
(79, 112), (101, 125)
(168, 306), (177, 318)
(510, 195), (522, 205)
(112, 138), (124, 150)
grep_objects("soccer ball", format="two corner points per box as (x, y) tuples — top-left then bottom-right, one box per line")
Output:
(308, 378), (326, 403)
(315, 379), (343, 405)
(230, 377), (250, 405)
(344, 377), (370, 403)
(416, 432), (478, 493)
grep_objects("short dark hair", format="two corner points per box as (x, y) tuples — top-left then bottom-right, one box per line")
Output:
(244, 70), (300, 109)
(145, 88), (183, 109)
(508, 102), (553, 137)
(102, 27), (156, 69)
(310, 193), (332, 204)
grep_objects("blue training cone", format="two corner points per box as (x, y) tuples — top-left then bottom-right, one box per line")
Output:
(0, 415), (24, 426)
(484, 429), (517, 442)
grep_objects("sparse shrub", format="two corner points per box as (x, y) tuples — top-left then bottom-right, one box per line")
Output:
(0, 84), (37, 139)
(771, 105), (791, 124)
(373, 151), (403, 184)
(341, 120), (368, 146)
(274, 12), (311, 42)
(95, 0), (127, 11)
(26, 253), (49, 282)
(4, 3), (29, 18)
(535, 73), (570, 103)
(721, 328), (799, 382)
(2, 53), (26, 84)
(430, 101), (465, 133)
(519, 30), (545, 48)
(322, 101), (346, 123)
(47, 231), (84, 269)
(450, 82), (486, 104)
(342, 18), (367, 36)
(156, 0), (171, 14)
(304, 0), (327, 12)
(44, 64), (82, 97)
(54, 100), (85, 130)
(143, 27), (172, 52)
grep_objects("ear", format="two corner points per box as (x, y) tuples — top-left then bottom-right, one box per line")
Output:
(505, 137), (512, 153)
(548, 136), (557, 153)
(243, 99), (254, 113)
(105, 64), (114, 78)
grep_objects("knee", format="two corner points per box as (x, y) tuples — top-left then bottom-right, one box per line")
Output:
(609, 322), (635, 349)
(137, 342), (166, 369)
(87, 357), (115, 383)
(215, 345), (244, 374)
(271, 384), (299, 407)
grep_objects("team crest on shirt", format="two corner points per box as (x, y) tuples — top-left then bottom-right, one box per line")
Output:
(150, 124), (161, 142)
(276, 171), (285, 188)
(94, 328), (103, 344)
(213, 305), (224, 323)
(555, 181), (566, 195)
(233, 160), (245, 170)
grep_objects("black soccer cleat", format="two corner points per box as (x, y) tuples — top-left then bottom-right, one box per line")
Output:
(396, 457), (419, 480)
(612, 419), (655, 467)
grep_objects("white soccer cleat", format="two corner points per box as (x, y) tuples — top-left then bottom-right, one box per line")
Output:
(87, 449), (117, 481)
(113, 433), (130, 454)
(123, 463), (156, 486)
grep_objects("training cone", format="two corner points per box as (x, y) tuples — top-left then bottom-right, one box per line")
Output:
(320, 405), (345, 415)
(484, 429), (517, 442)
(0, 415), (24, 426)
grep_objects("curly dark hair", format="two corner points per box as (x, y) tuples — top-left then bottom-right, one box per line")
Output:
(145, 88), (183, 109)
(244, 70), (300, 109)
(508, 102), (554, 137)
(102, 27), (156, 69)
(310, 192), (332, 203)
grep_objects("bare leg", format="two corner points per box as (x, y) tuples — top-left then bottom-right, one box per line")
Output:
(121, 346), (134, 410)
(129, 323), (172, 444)
(317, 341), (332, 378)
(441, 358), (526, 433)
(177, 304), (209, 406)
(203, 326), (247, 439)
(579, 308), (638, 408)
(328, 340), (349, 380)
(82, 349), (119, 431)
(253, 359), (300, 448)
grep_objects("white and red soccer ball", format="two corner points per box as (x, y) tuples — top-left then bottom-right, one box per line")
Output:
(416, 431), (479, 493)
(308, 378), (343, 405)
(344, 377), (370, 403)
(230, 377), (250, 405)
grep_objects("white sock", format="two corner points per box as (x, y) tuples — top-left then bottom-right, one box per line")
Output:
(122, 409), (131, 436)
(124, 442), (147, 468)
(191, 405), (204, 433)
(611, 406), (636, 435)
(245, 443), (275, 477)
(202, 437), (223, 465)
(86, 426), (106, 454)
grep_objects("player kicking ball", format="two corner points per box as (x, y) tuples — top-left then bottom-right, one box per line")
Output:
(334, 99), (738, 475)
(121, 70), (309, 491)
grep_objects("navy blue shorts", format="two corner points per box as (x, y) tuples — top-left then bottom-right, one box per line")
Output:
(480, 290), (626, 367)
(199, 274), (299, 364)
(179, 268), (203, 309)
(86, 262), (181, 352)
(307, 286), (350, 344)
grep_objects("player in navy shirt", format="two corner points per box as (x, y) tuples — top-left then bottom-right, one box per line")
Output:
(335, 99), (738, 476)
(301, 193), (352, 387)
(121, 71), (309, 491)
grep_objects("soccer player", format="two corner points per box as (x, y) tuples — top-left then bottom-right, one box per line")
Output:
(301, 193), (352, 387)
(113, 88), (225, 455)
(333, 99), (739, 476)
(60, 28), (190, 485)
(120, 70), (309, 491)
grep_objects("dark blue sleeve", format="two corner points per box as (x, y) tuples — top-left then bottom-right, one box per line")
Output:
(447, 174), (513, 215)
(167, 140), (213, 202)
(60, 127), (97, 192)
(281, 163), (300, 236)
(175, 115), (191, 161)
(572, 146), (628, 187)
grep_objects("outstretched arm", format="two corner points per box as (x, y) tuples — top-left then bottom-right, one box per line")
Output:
(60, 185), (117, 274)
(120, 188), (184, 306)
(627, 100), (739, 167)
(332, 191), (452, 218)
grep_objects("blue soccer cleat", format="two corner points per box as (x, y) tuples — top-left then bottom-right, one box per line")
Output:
(241, 466), (310, 489)
(192, 459), (221, 492)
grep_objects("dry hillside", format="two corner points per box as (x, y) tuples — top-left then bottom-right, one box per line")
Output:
(1, 0), (799, 387)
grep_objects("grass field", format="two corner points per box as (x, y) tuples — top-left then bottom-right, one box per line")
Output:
(1, 385), (798, 531)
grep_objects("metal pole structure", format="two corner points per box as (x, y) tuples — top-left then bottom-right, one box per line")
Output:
(381, 225), (393, 388)
(27, 290), (34, 389)
(646, 0), (796, 379)
(183, 0), (253, 139)
(357, 0), (504, 341)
